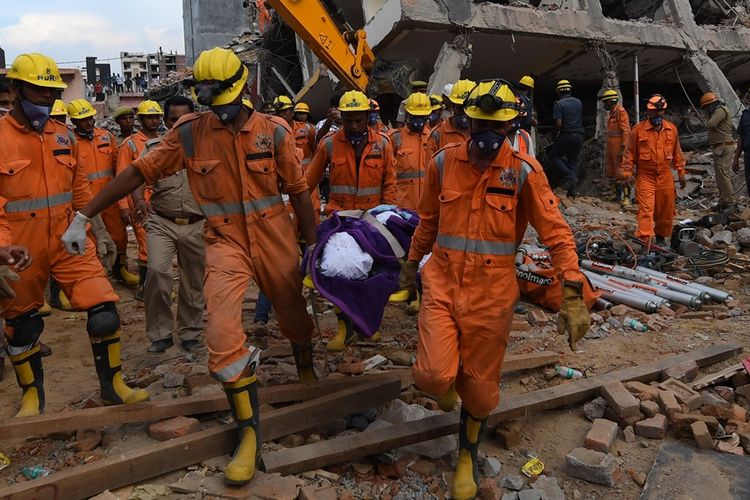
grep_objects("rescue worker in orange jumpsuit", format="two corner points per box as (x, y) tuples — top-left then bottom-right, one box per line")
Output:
(68, 99), (140, 285)
(50, 99), (67, 125)
(390, 93), (431, 210)
(305, 90), (397, 351)
(400, 79), (590, 500)
(427, 94), (445, 131)
(117, 100), (163, 298)
(368, 99), (389, 134)
(622, 94), (686, 246)
(293, 102), (316, 168)
(426, 79), (476, 157)
(63, 47), (318, 486)
(3, 52), (147, 417)
(600, 89), (632, 206)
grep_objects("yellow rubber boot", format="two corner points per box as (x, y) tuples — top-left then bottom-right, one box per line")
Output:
(49, 280), (72, 311)
(223, 375), (261, 485)
(406, 291), (421, 315)
(452, 407), (488, 500)
(436, 382), (458, 412)
(291, 340), (317, 385)
(91, 331), (149, 405)
(38, 300), (52, 317)
(327, 309), (357, 352)
(9, 345), (45, 417)
(112, 254), (140, 285)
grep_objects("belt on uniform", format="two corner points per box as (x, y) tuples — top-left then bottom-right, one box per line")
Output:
(154, 211), (204, 225)
(711, 140), (734, 147)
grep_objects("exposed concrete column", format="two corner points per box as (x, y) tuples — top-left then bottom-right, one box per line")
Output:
(182, 0), (248, 65)
(587, 0), (604, 19)
(667, 0), (742, 126)
(427, 35), (472, 95)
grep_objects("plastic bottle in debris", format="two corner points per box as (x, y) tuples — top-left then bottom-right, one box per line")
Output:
(554, 365), (583, 379)
(624, 317), (648, 332)
(21, 466), (52, 479)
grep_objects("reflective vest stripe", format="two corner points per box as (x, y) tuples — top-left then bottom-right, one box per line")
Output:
(434, 150), (446, 187)
(436, 234), (516, 256)
(178, 123), (195, 159)
(199, 195), (284, 217)
(87, 169), (114, 181)
(330, 185), (381, 196)
(518, 162), (534, 192)
(5, 192), (73, 213)
(397, 171), (425, 180)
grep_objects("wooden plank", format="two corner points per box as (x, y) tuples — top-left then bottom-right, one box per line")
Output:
(503, 352), (559, 372)
(263, 343), (742, 475)
(0, 377), (400, 500)
(0, 374), (396, 440)
(690, 363), (744, 390)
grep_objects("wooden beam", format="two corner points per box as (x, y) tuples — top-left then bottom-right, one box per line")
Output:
(262, 343), (742, 475)
(0, 377), (400, 500)
(0, 374), (397, 440)
(503, 352), (559, 372)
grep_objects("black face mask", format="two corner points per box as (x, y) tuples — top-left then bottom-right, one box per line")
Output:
(75, 127), (94, 140)
(471, 129), (505, 155)
(428, 112), (441, 124)
(346, 130), (368, 144)
(454, 114), (470, 129)
(407, 118), (426, 133)
(211, 103), (242, 123)
(20, 100), (51, 131)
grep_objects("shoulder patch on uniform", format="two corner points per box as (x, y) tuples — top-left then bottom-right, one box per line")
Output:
(512, 150), (543, 173)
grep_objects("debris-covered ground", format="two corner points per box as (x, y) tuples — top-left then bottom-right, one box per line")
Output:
(1, 147), (749, 500)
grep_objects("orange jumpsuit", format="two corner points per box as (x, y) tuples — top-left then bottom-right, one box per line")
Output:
(293, 120), (320, 215)
(132, 110), (313, 382)
(390, 126), (430, 210)
(605, 104), (631, 179)
(77, 127), (128, 253)
(0, 116), (119, 323)
(409, 140), (583, 418)
(427, 119), (469, 157)
(622, 119), (685, 239)
(117, 131), (152, 264)
(305, 129), (397, 214)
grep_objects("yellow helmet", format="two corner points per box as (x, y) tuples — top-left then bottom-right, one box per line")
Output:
(339, 90), (370, 112)
(600, 89), (619, 101)
(51, 99), (68, 117)
(429, 94), (443, 111)
(463, 79), (519, 122)
(404, 93), (432, 116)
(136, 100), (163, 115)
(273, 95), (294, 111)
(294, 102), (310, 113)
(556, 79), (572, 92)
(519, 75), (535, 89)
(191, 47), (248, 106)
(67, 99), (97, 119)
(7, 53), (67, 89)
(448, 79), (476, 105)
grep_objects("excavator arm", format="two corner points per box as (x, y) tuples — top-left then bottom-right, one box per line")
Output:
(265, 0), (375, 92)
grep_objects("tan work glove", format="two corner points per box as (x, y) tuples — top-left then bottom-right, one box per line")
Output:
(399, 260), (418, 292)
(0, 265), (20, 299)
(557, 282), (590, 351)
(91, 215), (117, 269)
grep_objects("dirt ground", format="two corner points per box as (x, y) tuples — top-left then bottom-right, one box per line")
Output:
(0, 193), (748, 499)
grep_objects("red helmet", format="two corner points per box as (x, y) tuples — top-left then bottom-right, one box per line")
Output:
(646, 94), (667, 111)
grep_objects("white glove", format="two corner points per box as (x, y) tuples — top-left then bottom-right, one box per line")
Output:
(61, 211), (91, 255)
(91, 215), (117, 268)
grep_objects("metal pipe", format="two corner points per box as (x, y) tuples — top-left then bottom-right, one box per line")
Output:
(601, 274), (702, 309)
(635, 266), (729, 302)
(585, 272), (670, 307)
(634, 55), (640, 123)
(581, 260), (652, 283)
(595, 298), (613, 310)
(585, 272), (664, 311)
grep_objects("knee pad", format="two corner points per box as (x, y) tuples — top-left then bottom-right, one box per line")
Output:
(5, 309), (44, 347)
(86, 302), (120, 337)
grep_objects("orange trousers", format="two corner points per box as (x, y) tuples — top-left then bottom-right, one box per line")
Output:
(635, 168), (675, 239)
(605, 138), (624, 179)
(1, 216), (119, 322)
(100, 203), (128, 253)
(413, 257), (517, 418)
(202, 213), (313, 382)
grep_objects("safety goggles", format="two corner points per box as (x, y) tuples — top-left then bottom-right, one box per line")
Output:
(185, 64), (245, 106)
(463, 79), (520, 113)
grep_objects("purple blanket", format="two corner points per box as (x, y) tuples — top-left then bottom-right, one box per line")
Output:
(304, 208), (418, 337)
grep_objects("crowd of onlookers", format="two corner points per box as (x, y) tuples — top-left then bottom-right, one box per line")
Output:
(85, 73), (150, 101)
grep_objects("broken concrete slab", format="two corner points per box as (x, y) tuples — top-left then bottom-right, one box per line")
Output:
(565, 447), (622, 487)
(426, 35), (471, 95)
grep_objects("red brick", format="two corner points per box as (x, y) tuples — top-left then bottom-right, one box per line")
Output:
(148, 416), (201, 441)
(740, 430), (750, 454)
(701, 404), (734, 420)
(526, 309), (548, 326)
(736, 384), (750, 401)
(625, 381), (661, 401)
(658, 378), (702, 411)
(714, 386), (735, 403)
(635, 414), (668, 439)
(75, 429), (102, 452)
(715, 441), (745, 456)
(661, 360), (699, 383)
(511, 320), (530, 331)
(601, 382), (640, 418)
(731, 404), (748, 422)
(672, 413), (720, 435)
(585, 419), (618, 453)
(623, 426), (636, 443)
(494, 420), (522, 449)
(690, 421), (714, 449)
(377, 460), (407, 479)
(640, 401), (660, 418)
(337, 362), (365, 375)
(657, 390), (681, 419)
